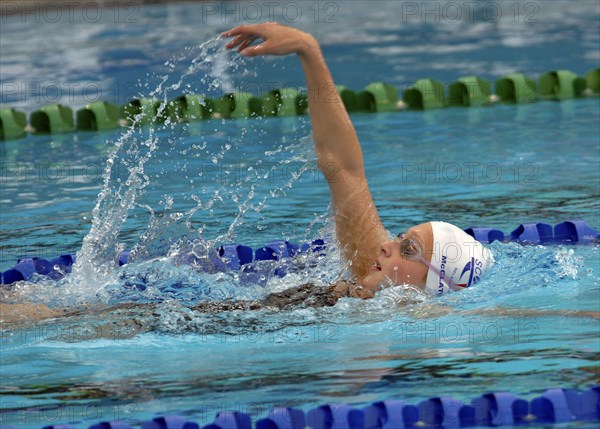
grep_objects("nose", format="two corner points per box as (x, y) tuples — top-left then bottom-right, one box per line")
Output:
(380, 240), (395, 257)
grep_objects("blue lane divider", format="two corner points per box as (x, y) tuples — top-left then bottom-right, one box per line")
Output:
(306, 403), (366, 429)
(205, 412), (252, 429)
(554, 220), (600, 244)
(18, 387), (598, 429)
(219, 244), (254, 270)
(417, 397), (467, 428)
(142, 416), (200, 429)
(509, 222), (554, 244)
(2, 220), (598, 286)
(362, 400), (418, 429)
(463, 227), (505, 244)
(256, 407), (306, 429)
(531, 389), (577, 423)
(471, 392), (529, 426)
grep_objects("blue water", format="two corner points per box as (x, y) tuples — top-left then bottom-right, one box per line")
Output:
(1, 1), (600, 427)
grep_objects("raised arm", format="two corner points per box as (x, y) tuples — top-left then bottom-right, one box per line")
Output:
(222, 23), (389, 282)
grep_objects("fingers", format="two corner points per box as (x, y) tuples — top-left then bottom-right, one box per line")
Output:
(224, 34), (244, 49)
(237, 37), (256, 52)
(221, 23), (265, 39)
(223, 25), (265, 53)
(222, 22), (293, 57)
(239, 46), (259, 57)
(225, 34), (257, 50)
(239, 43), (269, 57)
(221, 26), (246, 39)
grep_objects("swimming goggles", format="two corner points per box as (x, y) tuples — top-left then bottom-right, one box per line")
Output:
(395, 234), (461, 291)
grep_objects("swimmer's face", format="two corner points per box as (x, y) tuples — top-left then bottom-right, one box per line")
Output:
(361, 222), (433, 291)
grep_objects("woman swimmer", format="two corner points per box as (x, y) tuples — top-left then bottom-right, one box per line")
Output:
(221, 23), (493, 296)
(1, 23), (496, 325)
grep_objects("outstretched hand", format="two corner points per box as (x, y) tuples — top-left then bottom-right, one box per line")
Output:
(223, 22), (386, 284)
(221, 22), (317, 57)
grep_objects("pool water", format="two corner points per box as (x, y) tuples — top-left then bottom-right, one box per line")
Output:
(1, 1), (599, 427)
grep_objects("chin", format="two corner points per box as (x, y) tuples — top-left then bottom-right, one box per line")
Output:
(359, 274), (380, 290)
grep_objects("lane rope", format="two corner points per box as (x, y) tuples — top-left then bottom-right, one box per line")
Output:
(3, 386), (598, 429)
(1, 69), (598, 140)
(2, 219), (597, 285)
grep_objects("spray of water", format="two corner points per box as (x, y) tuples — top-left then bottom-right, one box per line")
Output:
(66, 37), (242, 303)
(45, 37), (335, 307)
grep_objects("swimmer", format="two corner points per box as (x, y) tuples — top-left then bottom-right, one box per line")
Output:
(1, 23), (493, 327)
(3, 25), (598, 327)
(221, 23), (493, 296)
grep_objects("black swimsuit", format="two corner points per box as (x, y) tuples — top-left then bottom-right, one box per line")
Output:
(191, 283), (348, 313)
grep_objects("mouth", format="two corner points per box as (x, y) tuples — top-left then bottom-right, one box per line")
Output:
(371, 260), (382, 271)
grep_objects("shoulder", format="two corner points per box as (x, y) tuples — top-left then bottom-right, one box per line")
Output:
(332, 280), (375, 300)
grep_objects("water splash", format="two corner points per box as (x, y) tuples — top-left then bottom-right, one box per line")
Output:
(48, 37), (327, 306)
(553, 246), (584, 279)
(66, 37), (242, 304)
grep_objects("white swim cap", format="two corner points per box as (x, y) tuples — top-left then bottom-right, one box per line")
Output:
(425, 221), (494, 295)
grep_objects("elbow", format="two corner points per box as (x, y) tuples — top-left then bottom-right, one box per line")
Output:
(317, 153), (364, 183)
(316, 154), (341, 182)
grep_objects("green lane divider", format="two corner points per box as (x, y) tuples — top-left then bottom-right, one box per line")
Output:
(121, 98), (164, 125)
(403, 78), (446, 110)
(539, 70), (587, 100)
(210, 94), (233, 118)
(30, 103), (75, 134)
(167, 94), (213, 122)
(364, 82), (398, 112)
(336, 85), (359, 112)
(258, 91), (279, 116)
(76, 101), (120, 131)
(2, 69), (599, 141)
(258, 89), (308, 116)
(229, 91), (256, 119)
(278, 88), (308, 116)
(0, 108), (27, 140)
(495, 73), (538, 104)
(355, 90), (375, 112)
(585, 69), (599, 95)
(210, 92), (259, 119)
(448, 76), (492, 107)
